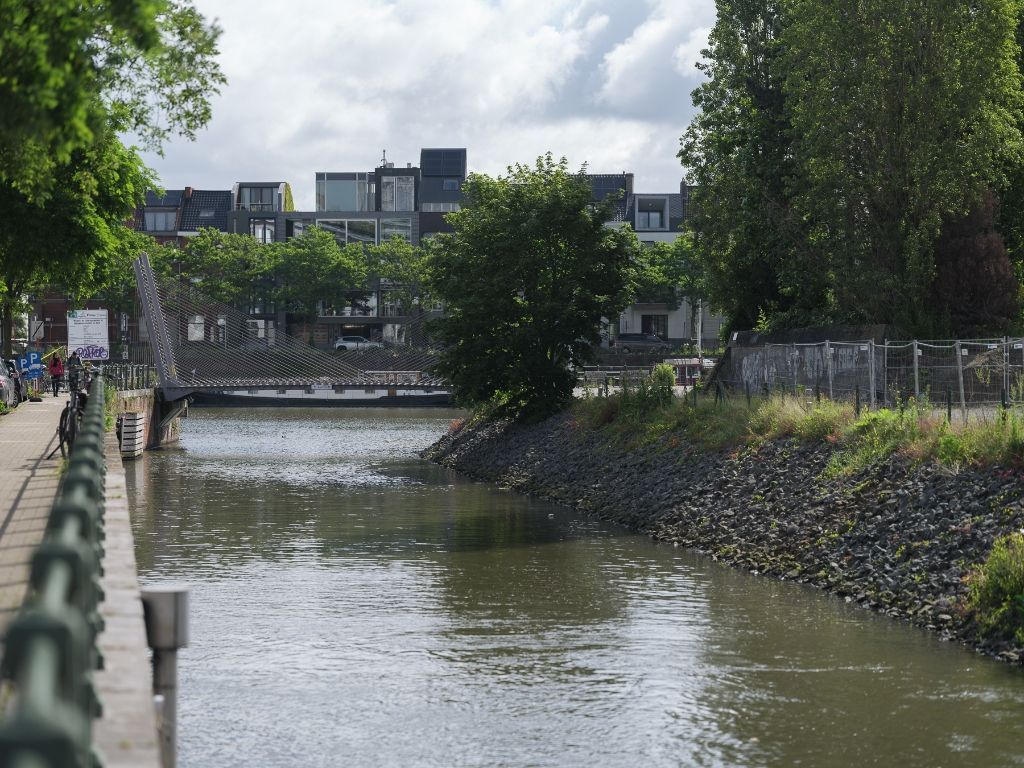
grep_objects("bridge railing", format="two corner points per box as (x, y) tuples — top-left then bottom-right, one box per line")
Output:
(0, 375), (107, 767)
(102, 364), (157, 392)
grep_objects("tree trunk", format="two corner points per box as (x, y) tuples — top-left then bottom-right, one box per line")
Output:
(1, 299), (12, 358)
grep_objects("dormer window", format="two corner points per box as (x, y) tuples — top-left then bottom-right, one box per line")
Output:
(144, 209), (176, 231)
(635, 196), (669, 231)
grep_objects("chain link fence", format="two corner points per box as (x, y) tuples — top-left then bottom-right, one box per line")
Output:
(718, 338), (1024, 414)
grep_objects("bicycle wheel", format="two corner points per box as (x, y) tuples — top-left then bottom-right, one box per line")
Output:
(57, 404), (71, 457)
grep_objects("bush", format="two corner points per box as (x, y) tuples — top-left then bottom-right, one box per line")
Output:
(967, 532), (1024, 647)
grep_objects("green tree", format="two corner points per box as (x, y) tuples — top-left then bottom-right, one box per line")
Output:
(679, 0), (813, 332)
(0, 0), (224, 198)
(367, 236), (430, 336)
(0, 130), (156, 354)
(634, 233), (705, 311)
(784, 0), (1023, 332)
(274, 227), (367, 322)
(156, 228), (276, 311)
(427, 154), (641, 420)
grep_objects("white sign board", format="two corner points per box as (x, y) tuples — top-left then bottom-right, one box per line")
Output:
(67, 309), (110, 360)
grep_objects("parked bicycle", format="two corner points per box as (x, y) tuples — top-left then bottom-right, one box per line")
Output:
(50, 367), (93, 458)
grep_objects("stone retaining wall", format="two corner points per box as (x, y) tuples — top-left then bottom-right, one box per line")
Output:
(114, 389), (181, 448)
(424, 413), (1024, 664)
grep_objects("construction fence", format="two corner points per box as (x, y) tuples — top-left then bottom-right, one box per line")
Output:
(717, 338), (1024, 414)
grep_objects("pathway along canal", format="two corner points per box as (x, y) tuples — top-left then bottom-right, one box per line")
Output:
(125, 409), (1024, 768)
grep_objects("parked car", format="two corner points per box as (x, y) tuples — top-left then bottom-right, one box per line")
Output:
(0, 362), (19, 409)
(609, 333), (670, 353)
(333, 335), (384, 351)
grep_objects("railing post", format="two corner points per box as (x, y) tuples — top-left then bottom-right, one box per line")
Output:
(142, 586), (189, 768)
(1004, 336), (1010, 405)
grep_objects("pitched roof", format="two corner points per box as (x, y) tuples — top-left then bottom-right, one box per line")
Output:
(179, 190), (232, 232)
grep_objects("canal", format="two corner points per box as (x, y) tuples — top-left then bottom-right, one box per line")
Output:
(125, 409), (1024, 768)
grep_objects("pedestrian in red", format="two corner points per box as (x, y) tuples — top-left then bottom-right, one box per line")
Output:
(48, 355), (65, 397)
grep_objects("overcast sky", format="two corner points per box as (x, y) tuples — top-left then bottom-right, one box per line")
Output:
(140, 0), (716, 210)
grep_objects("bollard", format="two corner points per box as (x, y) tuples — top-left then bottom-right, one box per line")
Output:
(142, 586), (189, 768)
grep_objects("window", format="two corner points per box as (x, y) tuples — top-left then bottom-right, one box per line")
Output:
(421, 202), (461, 213)
(316, 219), (378, 246)
(239, 186), (276, 211)
(198, 209), (215, 219)
(144, 210), (176, 231)
(250, 218), (275, 243)
(636, 210), (662, 229)
(442, 178), (460, 191)
(316, 175), (374, 211)
(641, 314), (668, 338)
(381, 176), (415, 211)
(380, 218), (412, 243)
(635, 196), (669, 230)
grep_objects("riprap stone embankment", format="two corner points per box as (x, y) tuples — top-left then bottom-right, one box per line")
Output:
(423, 413), (1024, 664)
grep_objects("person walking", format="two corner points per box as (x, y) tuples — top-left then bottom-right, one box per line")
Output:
(48, 354), (65, 397)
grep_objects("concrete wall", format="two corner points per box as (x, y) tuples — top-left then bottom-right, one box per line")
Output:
(114, 389), (181, 449)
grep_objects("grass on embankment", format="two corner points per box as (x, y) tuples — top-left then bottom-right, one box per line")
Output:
(571, 375), (1024, 650)
(573, 384), (1024, 474)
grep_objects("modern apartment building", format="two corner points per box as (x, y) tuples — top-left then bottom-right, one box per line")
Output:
(586, 174), (722, 347)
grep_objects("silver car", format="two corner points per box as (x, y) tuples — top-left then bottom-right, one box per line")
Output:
(0, 364), (18, 409)
(333, 335), (384, 351)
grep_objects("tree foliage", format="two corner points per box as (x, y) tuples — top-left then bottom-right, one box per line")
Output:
(0, 129), (156, 354)
(426, 154), (641, 420)
(0, 0), (224, 198)
(681, 0), (1024, 336)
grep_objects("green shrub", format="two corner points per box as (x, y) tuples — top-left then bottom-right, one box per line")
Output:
(967, 532), (1024, 647)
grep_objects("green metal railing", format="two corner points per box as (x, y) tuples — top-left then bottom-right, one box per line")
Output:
(102, 364), (157, 392)
(0, 375), (107, 768)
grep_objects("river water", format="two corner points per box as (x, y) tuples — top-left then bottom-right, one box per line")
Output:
(125, 408), (1024, 768)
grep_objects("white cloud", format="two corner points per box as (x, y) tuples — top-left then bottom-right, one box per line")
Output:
(141, 0), (714, 209)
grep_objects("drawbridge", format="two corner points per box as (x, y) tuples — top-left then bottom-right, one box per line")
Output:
(133, 253), (450, 408)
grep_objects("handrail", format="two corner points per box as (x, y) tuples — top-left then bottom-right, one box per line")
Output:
(0, 375), (107, 768)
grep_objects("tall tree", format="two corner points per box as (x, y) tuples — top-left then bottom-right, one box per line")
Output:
(678, 0), (816, 332)
(0, 0), (224, 199)
(0, 129), (156, 354)
(784, 0), (1023, 332)
(427, 154), (641, 420)
(274, 227), (367, 322)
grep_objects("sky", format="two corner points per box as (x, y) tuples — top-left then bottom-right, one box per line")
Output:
(140, 0), (717, 211)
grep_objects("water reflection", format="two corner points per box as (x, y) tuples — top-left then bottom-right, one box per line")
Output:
(127, 409), (1024, 768)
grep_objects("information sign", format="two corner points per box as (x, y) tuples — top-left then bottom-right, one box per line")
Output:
(67, 309), (110, 360)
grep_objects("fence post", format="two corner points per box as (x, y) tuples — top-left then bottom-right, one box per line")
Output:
(912, 339), (920, 400)
(868, 340), (876, 410)
(955, 341), (967, 423)
(1004, 336), (1010, 404)
(947, 388), (952, 424)
(825, 340), (833, 400)
(882, 338), (889, 407)
(855, 384), (861, 417)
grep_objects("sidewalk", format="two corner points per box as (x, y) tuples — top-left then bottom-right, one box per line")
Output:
(0, 397), (63, 637)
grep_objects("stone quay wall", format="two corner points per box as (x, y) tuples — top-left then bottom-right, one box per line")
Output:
(424, 413), (1024, 664)
(114, 389), (181, 448)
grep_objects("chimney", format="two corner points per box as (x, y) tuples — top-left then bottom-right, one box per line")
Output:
(184, 186), (193, 199)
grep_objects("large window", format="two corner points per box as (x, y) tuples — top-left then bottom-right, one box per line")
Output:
(250, 218), (275, 243)
(381, 176), (415, 211)
(380, 218), (412, 243)
(239, 186), (276, 211)
(641, 314), (668, 338)
(316, 219), (378, 246)
(316, 176), (374, 211)
(144, 210), (176, 231)
(636, 210), (662, 229)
